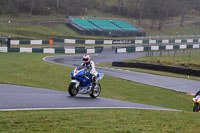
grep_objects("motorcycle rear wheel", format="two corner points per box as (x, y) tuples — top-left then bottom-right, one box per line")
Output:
(193, 104), (199, 112)
(90, 83), (101, 98)
(68, 82), (79, 97)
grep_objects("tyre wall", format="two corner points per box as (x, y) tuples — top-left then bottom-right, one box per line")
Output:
(112, 62), (200, 77)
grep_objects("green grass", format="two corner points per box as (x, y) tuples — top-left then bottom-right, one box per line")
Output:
(1, 109), (200, 133)
(0, 53), (198, 132)
(0, 53), (71, 91)
(0, 24), (137, 40)
(0, 53), (193, 111)
(0, 12), (200, 133)
(0, 24), (69, 39)
(97, 52), (200, 81)
(126, 51), (200, 70)
(1, 22), (200, 40)
(98, 62), (200, 81)
(1, 12), (200, 40)
(146, 23), (200, 36)
(0, 14), (66, 21)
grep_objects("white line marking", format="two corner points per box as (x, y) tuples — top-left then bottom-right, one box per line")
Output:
(0, 107), (181, 112)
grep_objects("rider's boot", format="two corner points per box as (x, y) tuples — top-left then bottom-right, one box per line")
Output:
(92, 76), (97, 87)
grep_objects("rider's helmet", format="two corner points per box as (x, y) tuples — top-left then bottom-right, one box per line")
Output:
(83, 55), (90, 64)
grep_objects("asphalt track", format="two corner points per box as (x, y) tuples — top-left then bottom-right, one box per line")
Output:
(45, 46), (200, 94)
(1, 46), (199, 111)
(0, 84), (178, 111)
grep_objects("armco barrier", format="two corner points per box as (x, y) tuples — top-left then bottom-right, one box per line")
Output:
(53, 38), (200, 45)
(112, 62), (200, 77)
(4, 38), (200, 45)
(2, 40), (53, 45)
(0, 47), (103, 54)
(115, 44), (200, 53)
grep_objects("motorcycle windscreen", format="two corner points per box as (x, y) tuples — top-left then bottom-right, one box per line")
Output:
(76, 65), (87, 71)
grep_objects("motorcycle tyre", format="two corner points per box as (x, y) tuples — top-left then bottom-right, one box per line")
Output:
(90, 83), (101, 98)
(193, 104), (199, 112)
(68, 82), (78, 97)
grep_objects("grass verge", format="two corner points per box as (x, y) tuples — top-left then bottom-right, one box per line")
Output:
(0, 53), (198, 132)
(1, 23), (200, 40)
(0, 53), (193, 111)
(0, 14), (66, 21)
(0, 24), (69, 40)
(97, 52), (200, 81)
(125, 51), (200, 70)
(0, 109), (200, 133)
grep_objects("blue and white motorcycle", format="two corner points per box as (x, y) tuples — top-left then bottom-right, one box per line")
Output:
(68, 65), (104, 98)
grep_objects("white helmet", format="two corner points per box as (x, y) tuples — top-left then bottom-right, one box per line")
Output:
(83, 55), (90, 64)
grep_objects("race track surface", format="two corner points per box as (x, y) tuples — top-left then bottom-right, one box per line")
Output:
(1, 46), (198, 111)
(44, 46), (200, 94)
(0, 84), (178, 111)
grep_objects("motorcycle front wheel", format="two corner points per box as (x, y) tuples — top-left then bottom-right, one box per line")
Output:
(90, 83), (101, 98)
(68, 82), (79, 97)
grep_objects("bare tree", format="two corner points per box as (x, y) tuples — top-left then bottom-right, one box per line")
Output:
(0, 0), (198, 27)
(157, 0), (168, 30)
(179, 0), (187, 26)
(30, 0), (35, 17)
(118, 0), (124, 15)
(178, 0), (195, 26)
(138, 0), (145, 25)
(135, 0), (139, 14)
(148, 0), (159, 29)
(8, 0), (17, 14)
(56, 0), (60, 12)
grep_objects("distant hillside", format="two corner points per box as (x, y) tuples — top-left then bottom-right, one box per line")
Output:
(1, 0), (200, 30)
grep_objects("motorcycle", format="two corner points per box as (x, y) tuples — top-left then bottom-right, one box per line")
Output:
(68, 65), (104, 98)
(192, 95), (200, 112)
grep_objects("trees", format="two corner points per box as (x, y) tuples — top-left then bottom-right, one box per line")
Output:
(133, 0), (194, 30)
(0, 0), (198, 27)
(118, 0), (124, 15)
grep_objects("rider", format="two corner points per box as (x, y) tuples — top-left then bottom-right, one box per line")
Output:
(194, 90), (200, 97)
(81, 55), (98, 85)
